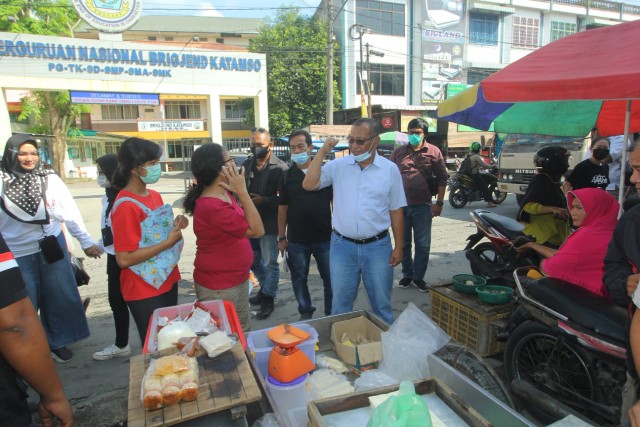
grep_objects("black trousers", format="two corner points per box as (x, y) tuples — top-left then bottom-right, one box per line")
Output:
(107, 254), (129, 348)
(127, 282), (178, 344)
(471, 173), (493, 202)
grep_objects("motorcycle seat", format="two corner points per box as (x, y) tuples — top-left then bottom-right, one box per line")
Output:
(525, 277), (627, 344)
(478, 211), (525, 240)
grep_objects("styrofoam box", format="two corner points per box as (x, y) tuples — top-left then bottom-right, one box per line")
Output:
(247, 323), (318, 379)
(145, 300), (231, 353)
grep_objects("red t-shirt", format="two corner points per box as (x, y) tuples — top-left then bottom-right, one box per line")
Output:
(112, 189), (180, 301)
(193, 194), (253, 290)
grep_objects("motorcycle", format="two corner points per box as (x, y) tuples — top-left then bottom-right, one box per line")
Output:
(501, 267), (627, 425)
(448, 166), (507, 209)
(464, 209), (538, 283)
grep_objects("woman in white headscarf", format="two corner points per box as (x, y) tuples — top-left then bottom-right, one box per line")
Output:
(0, 134), (102, 363)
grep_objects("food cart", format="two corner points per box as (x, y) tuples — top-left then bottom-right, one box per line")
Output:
(127, 304), (536, 427)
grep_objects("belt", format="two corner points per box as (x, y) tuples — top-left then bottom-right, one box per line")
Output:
(333, 229), (388, 244)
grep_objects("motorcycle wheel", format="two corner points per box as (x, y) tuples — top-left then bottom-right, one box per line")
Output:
(490, 183), (508, 204)
(448, 185), (468, 208)
(504, 321), (596, 423)
(470, 242), (506, 277)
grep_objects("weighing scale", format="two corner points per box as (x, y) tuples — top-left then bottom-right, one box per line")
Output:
(267, 324), (315, 383)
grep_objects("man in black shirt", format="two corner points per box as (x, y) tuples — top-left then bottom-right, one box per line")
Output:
(563, 137), (610, 191)
(0, 231), (72, 426)
(243, 128), (288, 319)
(278, 130), (333, 320)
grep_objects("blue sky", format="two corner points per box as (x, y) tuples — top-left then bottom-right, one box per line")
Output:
(141, 1), (323, 19)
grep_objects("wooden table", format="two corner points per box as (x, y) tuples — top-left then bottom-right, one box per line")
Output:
(128, 342), (262, 427)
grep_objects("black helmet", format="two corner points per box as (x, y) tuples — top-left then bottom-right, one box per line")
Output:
(534, 146), (569, 178)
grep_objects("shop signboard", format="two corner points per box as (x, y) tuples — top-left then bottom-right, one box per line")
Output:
(421, 0), (465, 106)
(71, 91), (159, 105)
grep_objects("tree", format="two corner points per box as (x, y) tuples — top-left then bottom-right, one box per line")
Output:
(249, 8), (341, 137)
(3, 0), (85, 177)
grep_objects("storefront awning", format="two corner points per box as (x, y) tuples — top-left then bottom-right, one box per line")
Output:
(470, 2), (515, 13)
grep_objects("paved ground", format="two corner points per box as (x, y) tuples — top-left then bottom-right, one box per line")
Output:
(43, 173), (520, 426)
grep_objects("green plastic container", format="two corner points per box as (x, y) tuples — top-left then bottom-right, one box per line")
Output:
(476, 285), (513, 305)
(452, 274), (487, 295)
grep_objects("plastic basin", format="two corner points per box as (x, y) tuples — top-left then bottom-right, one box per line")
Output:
(476, 285), (513, 305)
(452, 274), (487, 295)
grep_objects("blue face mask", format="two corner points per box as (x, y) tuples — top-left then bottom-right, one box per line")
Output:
(291, 152), (310, 165)
(408, 134), (422, 146)
(140, 163), (161, 184)
(352, 149), (372, 163)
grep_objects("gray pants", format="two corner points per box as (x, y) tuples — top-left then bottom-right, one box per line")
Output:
(621, 372), (639, 426)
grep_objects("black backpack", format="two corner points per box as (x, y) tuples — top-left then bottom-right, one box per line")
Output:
(457, 155), (472, 175)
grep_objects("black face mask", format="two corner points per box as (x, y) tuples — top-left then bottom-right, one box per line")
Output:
(251, 145), (269, 160)
(593, 148), (609, 161)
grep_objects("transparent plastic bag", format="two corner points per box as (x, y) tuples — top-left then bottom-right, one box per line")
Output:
(367, 380), (432, 427)
(354, 369), (398, 391)
(379, 303), (450, 381)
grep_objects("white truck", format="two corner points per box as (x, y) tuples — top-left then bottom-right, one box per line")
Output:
(497, 133), (589, 205)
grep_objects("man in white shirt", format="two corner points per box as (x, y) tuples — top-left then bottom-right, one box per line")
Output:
(303, 118), (406, 324)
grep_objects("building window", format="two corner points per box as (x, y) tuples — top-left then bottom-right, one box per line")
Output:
(513, 16), (539, 48)
(356, 0), (405, 37)
(216, 38), (224, 43)
(147, 36), (156, 41)
(356, 63), (405, 96)
(469, 13), (499, 45)
(224, 101), (246, 120)
(165, 37), (174, 41)
(101, 105), (139, 120)
(164, 100), (201, 119)
(167, 140), (199, 159)
(551, 21), (576, 42)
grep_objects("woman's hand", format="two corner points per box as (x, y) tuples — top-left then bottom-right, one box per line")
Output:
(627, 273), (640, 297)
(550, 207), (569, 219)
(173, 214), (189, 230)
(83, 245), (103, 259)
(220, 165), (248, 196)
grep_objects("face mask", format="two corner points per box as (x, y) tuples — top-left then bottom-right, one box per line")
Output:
(97, 174), (110, 188)
(352, 149), (373, 163)
(140, 164), (162, 184)
(251, 145), (269, 160)
(291, 152), (310, 165)
(593, 148), (609, 161)
(408, 134), (422, 146)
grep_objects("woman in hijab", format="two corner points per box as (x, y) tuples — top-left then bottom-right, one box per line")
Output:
(518, 188), (618, 297)
(517, 146), (571, 247)
(92, 154), (131, 361)
(0, 134), (102, 363)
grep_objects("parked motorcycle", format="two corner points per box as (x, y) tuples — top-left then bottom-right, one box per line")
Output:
(464, 209), (537, 282)
(448, 167), (507, 209)
(501, 267), (627, 425)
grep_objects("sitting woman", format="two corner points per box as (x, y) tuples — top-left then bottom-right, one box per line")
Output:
(517, 146), (571, 247)
(518, 187), (619, 297)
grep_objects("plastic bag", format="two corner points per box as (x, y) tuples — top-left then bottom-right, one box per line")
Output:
(367, 380), (432, 427)
(252, 413), (280, 427)
(141, 354), (199, 410)
(354, 369), (398, 391)
(157, 320), (196, 351)
(307, 369), (354, 400)
(379, 303), (450, 382)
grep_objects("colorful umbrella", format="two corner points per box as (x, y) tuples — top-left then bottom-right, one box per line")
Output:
(378, 131), (409, 150)
(437, 20), (640, 138)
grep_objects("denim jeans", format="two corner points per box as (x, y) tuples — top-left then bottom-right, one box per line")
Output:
(330, 232), (394, 324)
(15, 232), (90, 350)
(251, 234), (280, 298)
(402, 203), (433, 281)
(287, 241), (332, 316)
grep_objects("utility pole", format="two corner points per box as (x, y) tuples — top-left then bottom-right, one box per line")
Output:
(366, 43), (384, 120)
(326, 0), (334, 125)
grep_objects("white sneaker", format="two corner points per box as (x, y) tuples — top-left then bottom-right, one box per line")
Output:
(93, 344), (131, 361)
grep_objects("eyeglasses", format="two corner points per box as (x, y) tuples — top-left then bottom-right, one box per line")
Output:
(347, 135), (378, 146)
(224, 157), (236, 165)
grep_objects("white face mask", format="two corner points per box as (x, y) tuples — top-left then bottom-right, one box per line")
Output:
(352, 148), (373, 163)
(97, 174), (110, 188)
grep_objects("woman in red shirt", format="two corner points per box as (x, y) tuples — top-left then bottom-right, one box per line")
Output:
(110, 138), (189, 343)
(183, 144), (264, 331)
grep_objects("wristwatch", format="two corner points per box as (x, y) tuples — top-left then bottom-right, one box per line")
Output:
(435, 200), (444, 207)
(278, 236), (287, 242)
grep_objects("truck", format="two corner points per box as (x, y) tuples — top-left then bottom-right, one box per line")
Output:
(496, 133), (589, 205)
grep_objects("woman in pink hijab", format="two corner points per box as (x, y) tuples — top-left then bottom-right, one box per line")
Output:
(518, 188), (619, 298)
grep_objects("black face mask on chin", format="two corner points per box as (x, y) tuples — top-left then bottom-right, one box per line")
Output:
(593, 148), (610, 161)
(251, 145), (269, 160)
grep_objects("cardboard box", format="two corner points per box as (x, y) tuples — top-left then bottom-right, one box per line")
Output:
(330, 316), (383, 372)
